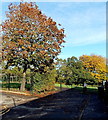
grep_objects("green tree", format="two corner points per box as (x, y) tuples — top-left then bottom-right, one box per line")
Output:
(31, 66), (57, 92)
(66, 56), (94, 85)
(56, 58), (72, 89)
(66, 56), (82, 85)
(56, 56), (95, 87)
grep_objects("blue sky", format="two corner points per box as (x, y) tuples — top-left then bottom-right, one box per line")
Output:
(2, 2), (106, 59)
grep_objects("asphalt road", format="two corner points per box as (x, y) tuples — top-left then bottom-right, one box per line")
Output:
(1, 88), (108, 120)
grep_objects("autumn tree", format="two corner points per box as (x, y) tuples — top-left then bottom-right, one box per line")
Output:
(106, 58), (108, 80)
(2, 2), (65, 91)
(79, 54), (106, 84)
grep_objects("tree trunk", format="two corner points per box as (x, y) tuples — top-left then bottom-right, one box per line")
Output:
(20, 72), (26, 91)
(30, 74), (34, 92)
(60, 83), (62, 90)
(8, 74), (10, 91)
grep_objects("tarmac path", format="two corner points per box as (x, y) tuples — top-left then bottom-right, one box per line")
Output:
(1, 88), (108, 120)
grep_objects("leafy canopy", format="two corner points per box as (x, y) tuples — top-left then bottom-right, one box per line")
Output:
(79, 54), (106, 83)
(2, 2), (65, 73)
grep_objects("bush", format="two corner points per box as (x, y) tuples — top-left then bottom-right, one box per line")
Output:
(32, 69), (56, 93)
(1, 83), (21, 89)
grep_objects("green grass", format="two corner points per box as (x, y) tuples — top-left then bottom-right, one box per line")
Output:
(74, 86), (98, 93)
(0, 82), (98, 93)
(55, 83), (73, 88)
(0, 83), (20, 88)
(55, 83), (84, 88)
(55, 83), (98, 93)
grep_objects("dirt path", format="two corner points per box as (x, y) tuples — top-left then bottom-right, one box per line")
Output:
(0, 91), (38, 106)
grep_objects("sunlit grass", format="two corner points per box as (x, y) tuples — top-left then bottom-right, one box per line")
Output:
(55, 83), (73, 88)
(55, 83), (98, 93)
(1, 82), (98, 93)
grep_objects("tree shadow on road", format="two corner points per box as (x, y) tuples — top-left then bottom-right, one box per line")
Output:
(2, 88), (108, 120)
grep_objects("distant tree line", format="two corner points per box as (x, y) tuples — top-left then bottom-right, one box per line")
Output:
(56, 55), (107, 87)
(2, 54), (107, 92)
